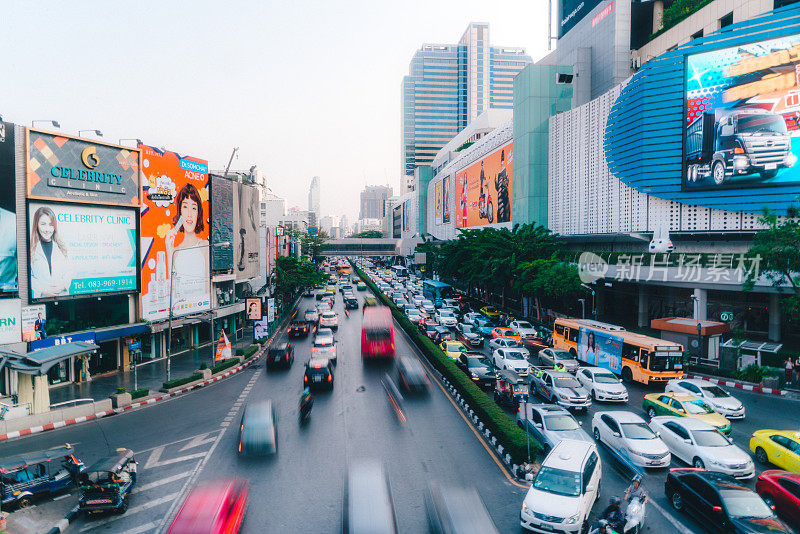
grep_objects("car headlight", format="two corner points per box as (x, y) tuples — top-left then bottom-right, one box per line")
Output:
(566, 513), (580, 524)
(522, 502), (528, 512)
(557, 393), (568, 400)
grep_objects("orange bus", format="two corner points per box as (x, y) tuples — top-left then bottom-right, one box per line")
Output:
(338, 265), (351, 276)
(361, 306), (395, 360)
(553, 318), (684, 385)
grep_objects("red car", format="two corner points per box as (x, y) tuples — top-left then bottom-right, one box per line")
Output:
(418, 320), (440, 341)
(489, 327), (521, 342)
(167, 479), (249, 534)
(756, 470), (800, 528)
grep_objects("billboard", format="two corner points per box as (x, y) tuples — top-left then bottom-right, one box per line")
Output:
(140, 145), (210, 322)
(26, 130), (140, 206)
(402, 201), (408, 232)
(254, 317), (269, 340)
(21, 304), (46, 342)
(455, 142), (513, 228)
(210, 175), (234, 271)
(234, 182), (260, 281)
(578, 327), (622, 373)
(0, 122), (17, 295)
(443, 175), (451, 223)
(435, 181), (442, 225)
(684, 33), (800, 191)
(28, 202), (137, 300)
(0, 299), (21, 345)
(246, 298), (261, 320)
(559, 0), (604, 38)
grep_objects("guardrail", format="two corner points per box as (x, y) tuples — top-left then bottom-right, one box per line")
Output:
(50, 398), (95, 409)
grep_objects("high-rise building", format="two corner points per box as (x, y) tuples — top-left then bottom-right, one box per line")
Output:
(339, 214), (349, 237)
(308, 176), (320, 222)
(360, 185), (392, 220)
(401, 22), (531, 183)
(261, 193), (286, 228)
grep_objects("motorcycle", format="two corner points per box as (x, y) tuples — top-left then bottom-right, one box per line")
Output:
(623, 495), (646, 534)
(299, 397), (313, 424)
(478, 189), (494, 223)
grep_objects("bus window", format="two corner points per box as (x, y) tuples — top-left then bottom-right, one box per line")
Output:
(640, 351), (649, 369)
(554, 324), (564, 336)
(622, 343), (639, 362)
(567, 328), (578, 343)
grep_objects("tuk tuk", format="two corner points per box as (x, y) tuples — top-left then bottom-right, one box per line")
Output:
(0, 444), (84, 509)
(78, 448), (137, 515)
(493, 369), (529, 411)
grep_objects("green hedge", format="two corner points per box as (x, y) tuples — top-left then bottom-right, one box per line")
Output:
(242, 345), (259, 359)
(353, 262), (540, 465)
(131, 388), (149, 400)
(211, 357), (241, 374)
(163, 372), (203, 390)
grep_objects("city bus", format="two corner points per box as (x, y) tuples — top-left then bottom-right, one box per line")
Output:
(390, 265), (408, 279)
(422, 280), (452, 302)
(337, 264), (351, 277)
(361, 306), (395, 360)
(552, 318), (684, 385)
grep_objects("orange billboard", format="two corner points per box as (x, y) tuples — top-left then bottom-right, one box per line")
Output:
(455, 142), (513, 228)
(139, 145), (210, 322)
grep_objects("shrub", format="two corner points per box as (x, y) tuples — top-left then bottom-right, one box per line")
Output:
(242, 345), (258, 359)
(236, 348), (245, 356)
(131, 388), (149, 400)
(199, 363), (207, 370)
(116, 387), (126, 394)
(211, 357), (241, 374)
(163, 372), (203, 390)
(734, 364), (772, 384)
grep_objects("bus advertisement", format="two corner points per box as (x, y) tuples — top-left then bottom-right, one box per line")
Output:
(578, 328), (622, 373)
(361, 306), (395, 360)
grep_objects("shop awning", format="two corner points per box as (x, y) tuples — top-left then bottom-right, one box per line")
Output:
(94, 322), (150, 342)
(0, 341), (99, 376)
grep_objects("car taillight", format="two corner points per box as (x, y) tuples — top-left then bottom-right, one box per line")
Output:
(304, 375), (308, 383)
(327, 374), (332, 382)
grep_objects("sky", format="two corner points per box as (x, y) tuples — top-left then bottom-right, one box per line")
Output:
(1, 0), (550, 221)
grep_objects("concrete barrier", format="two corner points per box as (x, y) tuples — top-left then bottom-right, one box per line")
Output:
(0, 399), (113, 435)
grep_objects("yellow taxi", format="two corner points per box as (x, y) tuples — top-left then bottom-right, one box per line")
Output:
(439, 341), (467, 360)
(642, 392), (731, 434)
(750, 430), (800, 472)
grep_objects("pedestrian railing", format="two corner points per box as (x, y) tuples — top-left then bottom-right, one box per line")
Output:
(50, 398), (95, 409)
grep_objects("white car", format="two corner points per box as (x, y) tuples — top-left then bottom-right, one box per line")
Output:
(412, 295), (425, 307)
(492, 348), (531, 376)
(488, 337), (529, 355)
(665, 379), (745, 419)
(576, 367), (629, 403)
(462, 312), (481, 325)
(592, 411), (671, 468)
(312, 328), (337, 364)
(520, 439), (601, 534)
(509, 320), (538, 339)
(421, 300), (436, 314)
(649, 416), (754, 479)
(435, 308), (458, 327)
(318, 310), (339, 330)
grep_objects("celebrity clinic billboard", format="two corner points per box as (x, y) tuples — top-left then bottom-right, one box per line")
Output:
(234, 182), (260, 281)
(435, 181), (442, 225)
(455, 142), (513, 228)
(140, 146), (210, 321)
(0, 122), (18, 295)
(578, 327), (622, 374)
(28, 202), (137, 300)
(685, 34), (800, 190)
(210, 175), (234, 271)
(443, 175), (451, 223)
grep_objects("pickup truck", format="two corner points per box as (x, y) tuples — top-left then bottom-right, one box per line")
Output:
(287, 320), (310, 338)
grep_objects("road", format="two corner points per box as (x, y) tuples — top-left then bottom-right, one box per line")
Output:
(3, 291), (526, 533)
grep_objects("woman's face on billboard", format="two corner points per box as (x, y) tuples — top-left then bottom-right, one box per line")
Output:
(180, 197), (199, 233)
(38, 214), (54, 241)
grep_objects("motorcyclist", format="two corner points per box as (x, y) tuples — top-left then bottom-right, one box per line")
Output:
(299, 387), (314, 418)
(601, 497), (626, 533)
(589, 519), (619, 534)
(625, 474), (648, 504)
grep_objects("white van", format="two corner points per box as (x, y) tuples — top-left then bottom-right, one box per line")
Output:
(520, 439), (601, 533)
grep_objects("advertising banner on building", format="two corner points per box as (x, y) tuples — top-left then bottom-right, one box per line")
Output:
(402, 201), (408, 232)
(684, 33), (800, 190)
(0, 122), (17, 295)
(21, 304), (47, 342)
(435, 181), (442, 225)
(267, 298), (275, 322)
(246, 297), (261, 320)
(559, 0), (604, 38)
(30, 330), (95, 351)
(140, 145), (210, 322)
(28, 202), (137, 300)
(210, 175), (234, 272)
(455, 142), (514, 228)
(0, 298), (21, 345)
(234, 182), (260, 281)
(27, 130), (140, 207)
(254, 317), (269, 340)
(578, 327), (622, 373)
(443, 175), (451, 223)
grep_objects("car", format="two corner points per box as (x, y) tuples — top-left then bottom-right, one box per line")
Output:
(441, 298), (460, 310)
(303, 287), (315, 297)
(456, 352), (496, 388)
(650, 416), (754, 478)
(462, 312), (481, 325)
(356, 282), (367, 291)
(665, 470), (794, 533)
(304, 309), (319, 323)
(167, 479), (249, 534)
(419, 320), (440, 341)
(433, 325), (453, 343)
(304, 357), (335, 390)
(472, 316), (496, 336)
(434, 308), (458, 327)
(237, 400), (277, 456)
(287, 320), (310, 338)
(316, 302), (331, 316)
(266, 342), (294, 370)
(479, 306), (501, 319)
(440, 340), (467, 360)
(517, 404), (592, 452)
(426, 483), (499, 534)
(421, 300), (436, 314)
(344, 460), (398, 534)
(363, 296), (378, 307)
(406, 309), (422, 324)
(489, 327), (521, 342)
(397, 356), (430, 394)
(492, 348), (531, 376)
(312, 328), (337, 365)
(412, 295), (425, 307)
(340, 284), (354, 294)
(592, 411), (671, 468)
(509, 320), (538, 339)
(530, 369), (591, 410)
(665, 379), (745, 419)
(319, 310), (339, 331)
(537, 347), (580, 373)
(520, 439), (601, 534)
(643, 393), (732, 435)
(488, 337), (528, 353)
(750, 430), (800, 472)
(575, 366), (628, 402)
(455, 323), (483, 348)
(344, 294), (359, 309)
(756, 470), (800, 528)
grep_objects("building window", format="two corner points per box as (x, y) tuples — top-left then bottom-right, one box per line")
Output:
(691, 29), (703, 40)
(719, 12), (733, 28)
(775, 0), (800, 9)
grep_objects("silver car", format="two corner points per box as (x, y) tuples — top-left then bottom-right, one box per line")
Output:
(537, 347), (580, 373)
(516, 403), (593, 452)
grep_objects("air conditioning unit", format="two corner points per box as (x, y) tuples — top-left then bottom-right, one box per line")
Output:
(556, 73), (573, 84)
(632, 56), (642, 70)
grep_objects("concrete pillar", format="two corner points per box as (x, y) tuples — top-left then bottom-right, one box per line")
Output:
(191, 325), (199, 348)
(653, 0), (664, 33)
(693, 288), (707, 321)
(638, 286), (649, 328)
(150, 332), (157, 360)
(17, 374), (51, 414)
(769, 293), (781, 342)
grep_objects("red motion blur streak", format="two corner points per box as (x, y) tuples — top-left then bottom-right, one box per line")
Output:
(167, 479), (249, 534)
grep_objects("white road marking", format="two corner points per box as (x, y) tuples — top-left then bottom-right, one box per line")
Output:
(115, 520), (159, 534)
(52, 493), (72, 501)
(134, 430), (221, 456)
(132, 471), (191, 494)
(649, 497), (696, 534)
(79, 492), (179, 532)
(178, 432), (216, 451)
(143, 446), (205, 469)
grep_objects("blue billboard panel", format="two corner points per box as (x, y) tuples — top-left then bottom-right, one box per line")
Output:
(578, 327), (622, 374)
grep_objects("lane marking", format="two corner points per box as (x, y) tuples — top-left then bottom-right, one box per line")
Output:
(143, 446), (205, 469)
(132, 471), (191, 494)
(178, 432), (216, 451)
(116, 521), (158, 534)
(52, 493), (72, 501)
(79, 492), (179, 532)
(135, 430), (222, 456)
(649, 498), (696, 534)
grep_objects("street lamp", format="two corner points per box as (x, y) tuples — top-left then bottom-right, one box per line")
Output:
(78, 129), (103, 137)
(119, 138), (142, 147)
(31, 120), (60, 128)
(578, 298), (586, 319)
(166, 241), (230, 382)
(581, 283), (596, 320)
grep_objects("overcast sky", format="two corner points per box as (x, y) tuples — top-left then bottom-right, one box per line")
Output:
(2, 0), (550, 221)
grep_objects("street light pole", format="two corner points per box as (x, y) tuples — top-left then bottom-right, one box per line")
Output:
(578, 298), (586, 319)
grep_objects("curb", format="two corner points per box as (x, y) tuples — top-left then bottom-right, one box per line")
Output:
(685, 373), (790, 396)
(45, 506), (79, 534)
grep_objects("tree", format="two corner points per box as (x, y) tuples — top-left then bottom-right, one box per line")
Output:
(274, 256), (325, 302)
(516, 257), (584, 319)
(301, 229), (329, 264)
(351, 230), (383, 239)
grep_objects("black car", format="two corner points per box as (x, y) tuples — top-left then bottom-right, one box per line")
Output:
(397, 356), (430, 394)
(457, 352), (496, 389)
(666, 469), (794, 533)
(344, 294), (359, 309)
(304, 357), (335, 390)
(288, 320), (310, 338)
(266, 342), (294, 370)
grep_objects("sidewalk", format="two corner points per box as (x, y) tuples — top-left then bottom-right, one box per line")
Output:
(48, 336), (255, 405)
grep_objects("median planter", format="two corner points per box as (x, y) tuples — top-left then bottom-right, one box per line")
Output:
(161, 372), (204, 393)
(211, 357), (241, 375)
(109, 391), (132, 408)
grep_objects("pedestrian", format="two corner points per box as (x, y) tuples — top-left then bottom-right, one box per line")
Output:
(785, 358), (794, 386)
(794, 355), (800, 387)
